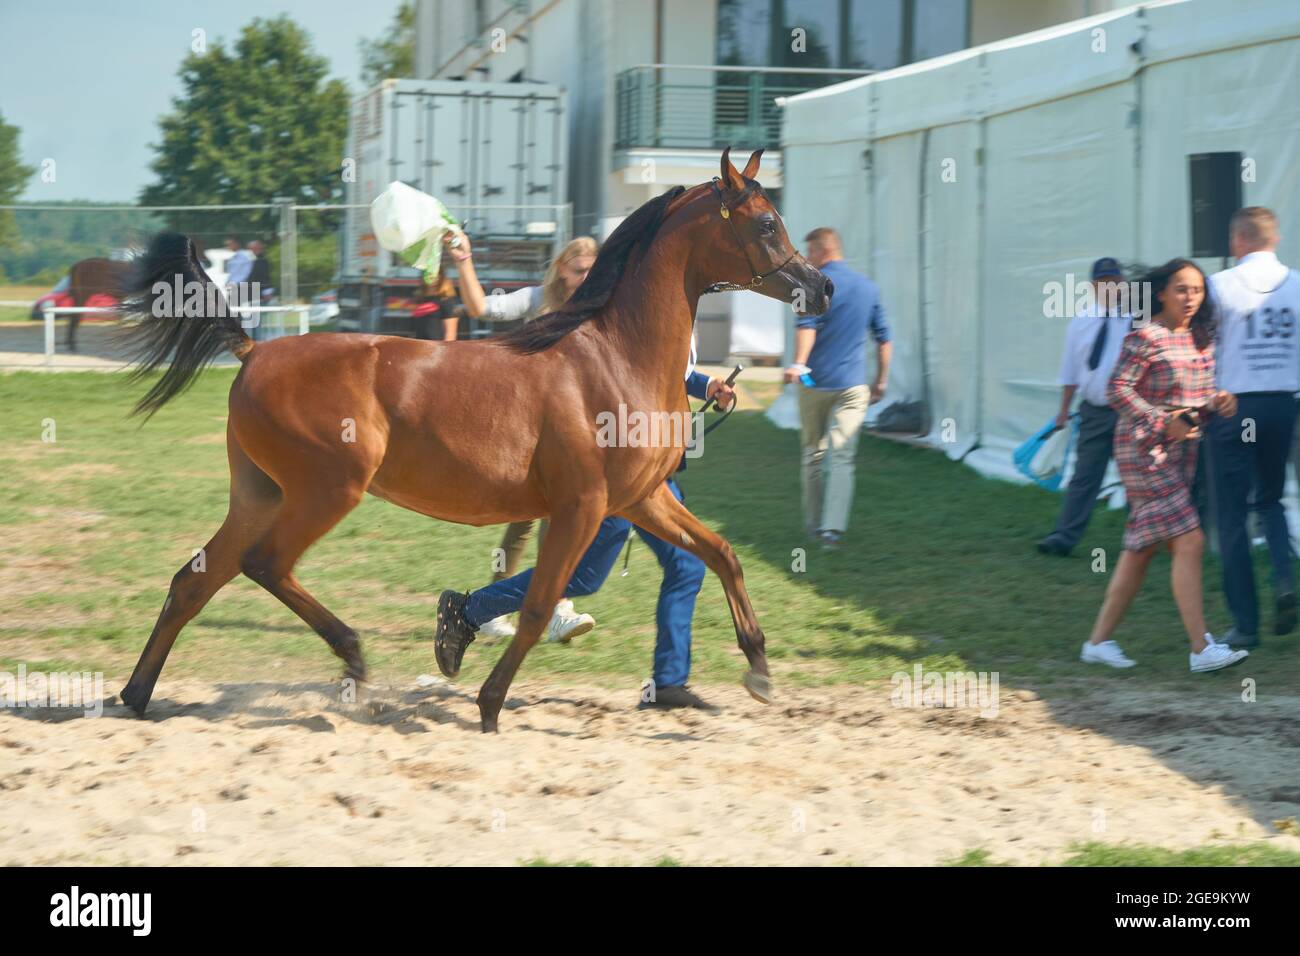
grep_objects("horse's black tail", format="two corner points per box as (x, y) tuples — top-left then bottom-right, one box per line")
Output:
(118, 232), (254, 418)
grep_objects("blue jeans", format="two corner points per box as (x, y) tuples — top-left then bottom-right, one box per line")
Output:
(462, 479), (707, 687)
(1207, 392), (1298, 636)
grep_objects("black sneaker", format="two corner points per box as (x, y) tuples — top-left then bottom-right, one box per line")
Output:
(1275, 591), (1296, 636)
(435, 589), (477, 679)
(1036, 535), (1071, 556)
(1222, 627), (1260, 649)
(639, 684), (721, 713)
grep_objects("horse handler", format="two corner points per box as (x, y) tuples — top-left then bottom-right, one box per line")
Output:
(434, 370), (737, 711)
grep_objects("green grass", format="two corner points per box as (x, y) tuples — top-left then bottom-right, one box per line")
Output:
(946, 842), (1300, 866)
(1, 368), (1297, 696)
(530, 844), (1300, 866)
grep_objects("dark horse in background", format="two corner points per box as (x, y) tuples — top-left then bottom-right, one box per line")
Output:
(66, 257), (132, 352)
(116, 149), (833, 731)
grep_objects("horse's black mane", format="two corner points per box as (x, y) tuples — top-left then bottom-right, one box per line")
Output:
(499, 185), (687, 354)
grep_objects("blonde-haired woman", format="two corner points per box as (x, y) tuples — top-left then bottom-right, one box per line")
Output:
(411, 246), (460, 341)
(445, 230), (599, 641)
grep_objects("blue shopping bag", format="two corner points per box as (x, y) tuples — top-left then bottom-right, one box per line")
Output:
(1013, 414), (1080, 491)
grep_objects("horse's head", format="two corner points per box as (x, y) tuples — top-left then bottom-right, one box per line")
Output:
(693, 148), (832, 316)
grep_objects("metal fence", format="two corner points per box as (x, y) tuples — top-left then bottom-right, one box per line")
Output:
(0, 198), (571, 369)
(615, 64), (870, 150)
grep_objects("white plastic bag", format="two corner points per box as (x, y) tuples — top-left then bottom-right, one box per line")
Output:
(369, 181), (458, 282)
(1030, 425), (1071, 483)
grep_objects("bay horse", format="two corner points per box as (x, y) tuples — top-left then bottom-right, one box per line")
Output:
(67, 257), (132, 352)
(117, 148), (832, 731)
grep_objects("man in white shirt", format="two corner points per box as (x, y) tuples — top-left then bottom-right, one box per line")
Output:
(1037, 257), (1132, 556)
(224, 235), (254, 313)
(1207, 207), (1300, 646)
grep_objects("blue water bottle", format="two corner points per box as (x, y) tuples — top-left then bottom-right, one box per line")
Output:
(799, 372), (816, 387)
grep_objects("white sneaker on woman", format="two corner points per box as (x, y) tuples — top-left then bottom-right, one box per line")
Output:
(1080, 639), (1136, 668)
(546, 602), (595, 643)
(1190, 635), (1249, 673)
(478, 615), (516, 639)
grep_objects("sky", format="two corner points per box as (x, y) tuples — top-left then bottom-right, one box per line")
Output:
(0, 0), (404, 202)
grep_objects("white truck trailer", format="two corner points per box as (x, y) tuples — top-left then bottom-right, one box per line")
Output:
(338, 78), (569, 335)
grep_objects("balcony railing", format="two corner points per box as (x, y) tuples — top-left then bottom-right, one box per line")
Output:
(614, 64), (871, 151)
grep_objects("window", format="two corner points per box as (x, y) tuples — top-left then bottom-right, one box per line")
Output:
(1189, 152), (1243, 259)
(716, 0), (969, 72)
(717, 0), (773, 67)
(846, 0), (905, 71)
(912, 0), (969, 62)
(774, 0), (841, 69)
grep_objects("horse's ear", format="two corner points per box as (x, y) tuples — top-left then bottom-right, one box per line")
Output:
(741, 148), (764, 180)
(720, 147), (743, 190)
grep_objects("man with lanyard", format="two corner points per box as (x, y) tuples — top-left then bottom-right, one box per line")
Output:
(1038, 257), (1132, 556)
(1207, 206), (1300, 646)
(433, 340), (738, 712)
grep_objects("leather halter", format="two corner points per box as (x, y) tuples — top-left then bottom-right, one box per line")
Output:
(703, 177), (797, 294)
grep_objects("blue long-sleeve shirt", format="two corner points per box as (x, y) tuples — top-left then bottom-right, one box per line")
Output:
(796, 259), (890, 390)
(686, 370), (710, 401)
(676, 370), (712, 473)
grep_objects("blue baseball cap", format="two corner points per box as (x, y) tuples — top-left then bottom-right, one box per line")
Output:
(1091, 257), (1122, 279)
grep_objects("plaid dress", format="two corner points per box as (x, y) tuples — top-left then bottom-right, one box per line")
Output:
(1107, 324), (1216, 551)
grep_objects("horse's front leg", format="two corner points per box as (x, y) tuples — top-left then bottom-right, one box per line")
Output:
(619, 483), (773, 704)
(476, 497), (606, 732)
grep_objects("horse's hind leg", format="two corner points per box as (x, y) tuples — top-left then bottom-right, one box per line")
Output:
(619, 483), (773, 704)
(120, 441), (279, 714)
(238, 483), (370, 686)
(477, 500), (606, 732)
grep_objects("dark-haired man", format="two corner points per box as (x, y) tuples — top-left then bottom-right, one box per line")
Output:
(1037, 257), (1132, 556)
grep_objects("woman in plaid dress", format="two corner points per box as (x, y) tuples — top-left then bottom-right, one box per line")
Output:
(1081, 259), (1249, 673)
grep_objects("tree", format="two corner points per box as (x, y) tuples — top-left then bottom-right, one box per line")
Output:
(140, 16), (350, 233)
(0, 112), (36, 251)
(359, 1), (415, 87)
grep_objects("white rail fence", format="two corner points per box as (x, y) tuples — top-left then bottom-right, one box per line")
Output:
(0, 301), (315, 369)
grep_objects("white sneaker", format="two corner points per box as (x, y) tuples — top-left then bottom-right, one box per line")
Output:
(1080, 639), (1136, 668)
(478, 615), (516, 639)
(1190, 635), (1249, 673)
(546, 603), (595, 644)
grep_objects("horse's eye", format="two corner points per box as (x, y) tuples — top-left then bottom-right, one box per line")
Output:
(760, 219), (776, 235)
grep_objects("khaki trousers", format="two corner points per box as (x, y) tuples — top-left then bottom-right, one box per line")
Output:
(798, 384), (869, 535)
(492, 519), (549, 582)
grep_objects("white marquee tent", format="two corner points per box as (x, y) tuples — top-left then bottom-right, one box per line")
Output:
(773, 0), (1300, 496)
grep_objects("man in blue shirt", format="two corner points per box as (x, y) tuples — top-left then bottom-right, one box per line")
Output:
(784, 227), (891, 549)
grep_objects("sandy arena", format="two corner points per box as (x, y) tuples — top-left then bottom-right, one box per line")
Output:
(3, 677), (1298, 866)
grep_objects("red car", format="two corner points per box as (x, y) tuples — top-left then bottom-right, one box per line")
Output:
(29, 276), (116, 320)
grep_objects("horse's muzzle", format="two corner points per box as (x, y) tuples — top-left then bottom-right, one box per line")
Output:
(804, 275), (833, 316)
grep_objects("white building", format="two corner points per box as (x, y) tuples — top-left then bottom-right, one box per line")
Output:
(414, 0), (1123, 359)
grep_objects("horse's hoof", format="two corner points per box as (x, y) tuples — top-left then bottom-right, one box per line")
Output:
(480, 717), (498, 734)
(743, 670), (773, 704)
(118, 686), (148, 716)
